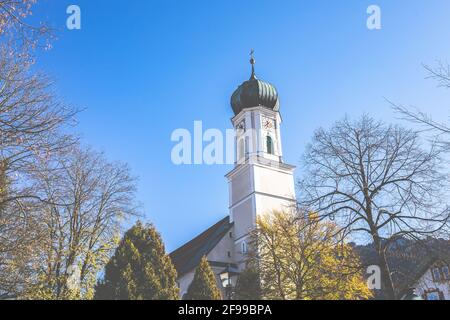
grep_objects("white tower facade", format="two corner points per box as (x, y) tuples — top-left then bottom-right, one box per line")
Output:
(226, 54), (296, 267)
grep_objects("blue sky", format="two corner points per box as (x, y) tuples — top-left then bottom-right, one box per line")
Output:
(32, 0), (450, 251)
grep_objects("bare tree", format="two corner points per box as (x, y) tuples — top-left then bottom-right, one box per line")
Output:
(0, 0), (74, 202)
(0, 49), (77, 298)
(23, 146), (139, 299)
(0, 0), (52, 51)
(391, 61), (450, 152)
(298, 116), (449, 299)
(1, 0), (134, 300)
(0, 49), (77, 192)
(0, 1), (74, 297)
(0, 159), (46, 299)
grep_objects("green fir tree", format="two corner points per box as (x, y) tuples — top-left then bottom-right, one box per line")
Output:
(184, 256), (222, 300)
(95, 221), (179, 300)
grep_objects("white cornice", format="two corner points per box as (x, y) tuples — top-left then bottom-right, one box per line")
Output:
(231, 106), (282, 125)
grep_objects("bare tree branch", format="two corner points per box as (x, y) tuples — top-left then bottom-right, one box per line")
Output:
(298, 116), (449, 299)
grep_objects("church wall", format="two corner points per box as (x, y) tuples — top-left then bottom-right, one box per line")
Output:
(178, 270), (195, 299)
(230, 166), (253, 205)
(231, 197), (254, 241)
(234, 238), (250, 269)
(253, 165), (295, 201)
(254, 193), (296, 216)
(207, 226), (235, 263)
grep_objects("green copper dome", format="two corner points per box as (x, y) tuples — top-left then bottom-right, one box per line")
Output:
(231, 53), (279, 115)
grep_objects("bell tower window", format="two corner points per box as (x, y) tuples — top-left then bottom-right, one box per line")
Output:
(266, 136), (274, 155)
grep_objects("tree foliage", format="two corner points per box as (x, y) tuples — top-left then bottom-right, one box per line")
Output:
(233, 267), (261, 300)
(248, 211), (372, 300)
(184, 256), (222, 300)
(95, 221), (179, 300)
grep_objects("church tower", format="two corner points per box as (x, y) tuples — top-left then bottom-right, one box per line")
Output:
(170, 53), (297, 297)
(226, 52), (296, 266)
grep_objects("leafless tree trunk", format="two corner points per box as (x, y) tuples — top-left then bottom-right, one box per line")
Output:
(298, 116), (449, 299)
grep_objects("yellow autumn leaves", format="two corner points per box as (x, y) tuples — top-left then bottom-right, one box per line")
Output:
(247, 211), (372, 300)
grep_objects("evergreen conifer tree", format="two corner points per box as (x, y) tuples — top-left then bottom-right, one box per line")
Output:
(184, 256), (222, 300)
(95, 221), (179, 300)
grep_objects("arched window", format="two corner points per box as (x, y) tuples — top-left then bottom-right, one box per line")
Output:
(242, 241), (247, 254)
(266, 136), (274, 155)
(238, 139), (245, 160)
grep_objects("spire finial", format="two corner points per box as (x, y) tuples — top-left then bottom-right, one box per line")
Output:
(250, 49), (256, 80)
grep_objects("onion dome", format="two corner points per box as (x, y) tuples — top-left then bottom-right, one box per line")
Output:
(231, 51), (279, 115)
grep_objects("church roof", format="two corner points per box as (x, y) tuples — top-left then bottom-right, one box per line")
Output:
(169, 216), (233, 277)
(230, 51), (279, 116)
